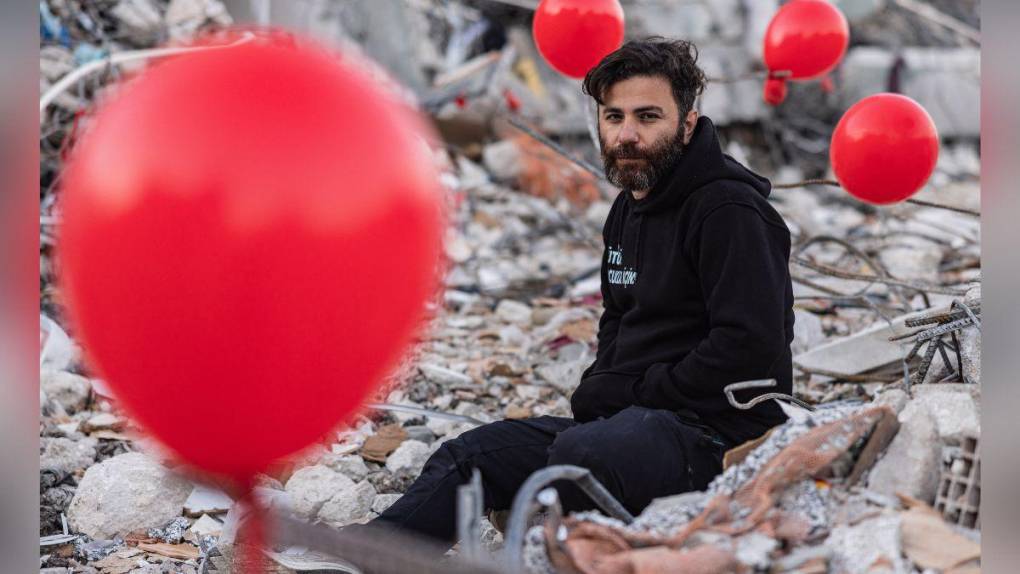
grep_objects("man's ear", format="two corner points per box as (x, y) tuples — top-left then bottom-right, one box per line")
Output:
(682, 109), (699, 144)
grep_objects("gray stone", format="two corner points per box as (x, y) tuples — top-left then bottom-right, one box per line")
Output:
(867, 401), (940, 502)
(534, 358), (589, 394)
(827, 513), (908, 574)
(495, 299), (533, 326)
(40, 436), (98, 475)
(792, 309), (826, 355)
(403, 425), (437, 444)
(40, 370), (91, 414)
(418, 363), (473, 387)
(323, 454), (371, 482)
(317, 480), (377, 527)
(910, 388), (980, 443)
(385, 440), (430, 474)
(878, 237), (944, 283)
(67, 452), (191, 540)
(285, 465), (356, 520)
(735, 532), (779, 570)
(872, 389), (909, 414)
(371, 493), (402, 514)
(482, 140), (523, 181)
(835, 0), (886, 22)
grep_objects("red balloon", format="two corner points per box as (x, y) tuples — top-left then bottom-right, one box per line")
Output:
(830, 93), (939, 205)
(764, 0), (849, 81)
(58, 34), (445, 482)
(533, 0), (625, 79)
(763, 77), (788, 106)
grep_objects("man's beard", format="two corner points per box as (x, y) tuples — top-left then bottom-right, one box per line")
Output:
(600, 128), (685, 192)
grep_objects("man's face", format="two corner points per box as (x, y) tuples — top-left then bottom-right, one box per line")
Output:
(598, 75), (685, 192)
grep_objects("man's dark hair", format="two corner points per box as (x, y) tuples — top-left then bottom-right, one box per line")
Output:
(582, 37), (706, 118)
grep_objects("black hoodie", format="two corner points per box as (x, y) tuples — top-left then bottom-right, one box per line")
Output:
(571, 116), (794, 447)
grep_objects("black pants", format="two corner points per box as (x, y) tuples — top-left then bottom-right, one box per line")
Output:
(369, 406), (730, 546)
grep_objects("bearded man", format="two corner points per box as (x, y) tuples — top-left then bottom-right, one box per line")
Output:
(365, 38), (795, 548)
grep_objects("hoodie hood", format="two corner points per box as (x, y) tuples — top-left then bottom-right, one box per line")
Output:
(626, 116), (771, 214)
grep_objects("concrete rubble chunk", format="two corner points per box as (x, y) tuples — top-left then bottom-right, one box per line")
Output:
(867, 401), (940, 502)
(534, 357), (589, 395)
(418, 363), (473, 387)
(323, 454), (371, 482)
(183, 484), (233, 516)
(385, 440), (431, 475)
(40, 436), (98, 476)
(827, 512), (908, 574)
(795, 306), (948, 376)
(792, 309), (826, 355)
(371, 493), (402, 515)
(318, 480), (378, 527)
(40, 370), (91, 415)
(285, 465), (356, 520)
(67, 452), (191, 540)
(495, 299), (533, 326)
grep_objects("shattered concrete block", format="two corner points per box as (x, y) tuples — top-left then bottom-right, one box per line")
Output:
(535, 358), (589, 395)
(284, 465), (356, 520)
(495, 299), (533, 326)
(385, 440), (431, 475)
(867, 402), (940, 502)
(910, 388), (980, 444)
(792, 309), (826, 355)
(871, 389), (909, 415)
(482, 140), (523, 181)
(418, 363), (473, 387)
(371, 493), (402, 514)
(878, 237), (944, 283)
(40, 436), (98, 476)
(67, 452), (191, 540)
(827, 512), (908, 574)
(323, 454), (370, 482)
(318, 480), (377, 527)
(40, 370), (91, 415)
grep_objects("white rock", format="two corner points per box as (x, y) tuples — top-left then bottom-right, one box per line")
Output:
(872, 389), (909, 414)
(40, 370), (91, 414)
(828, 513), (908, 574)
(482, 140), (523, 180)
(285, 465), (355, 520)
(67, 453), (191, 540)
(324, 455), (370, 482)
(371, 493), (402, 514)
(911, 389), (980, 443)
(318, 481), (377, 527)
(418, 363), (472, 387)
(385, 440), (431, 474)
(40, 436), (97, 475)
(187, 514), (223, 538)
(535, 358), (589, 394)
(183, 484), (233, 516)
(792, 309), (826, 355)
(495, 299), (533, 326)
(735, 532), (779, 570)
(867, 402), (940, 502)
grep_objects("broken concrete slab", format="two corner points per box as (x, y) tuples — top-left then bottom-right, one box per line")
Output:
(867, 401), (940, 503)
(183, 484), (233, 517)
(384, 440), (431, 475)
(795, 306), (948, 376)
(317, 480), (377, 528)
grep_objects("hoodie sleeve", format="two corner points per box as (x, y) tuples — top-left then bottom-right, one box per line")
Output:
(634, 202), (790, 412)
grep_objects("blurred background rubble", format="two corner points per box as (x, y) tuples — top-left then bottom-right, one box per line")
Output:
(39, 0), (980, 573)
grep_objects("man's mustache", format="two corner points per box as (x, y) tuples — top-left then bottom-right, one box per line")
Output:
(607, 144), (648, 160)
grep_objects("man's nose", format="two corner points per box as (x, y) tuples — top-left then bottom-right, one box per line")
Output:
(617, 119), (639, 144)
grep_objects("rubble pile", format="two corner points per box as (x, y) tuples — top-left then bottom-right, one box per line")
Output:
(39, 0), (980, 573)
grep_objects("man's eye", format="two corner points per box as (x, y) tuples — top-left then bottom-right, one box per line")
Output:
(640, 114), (660, 121)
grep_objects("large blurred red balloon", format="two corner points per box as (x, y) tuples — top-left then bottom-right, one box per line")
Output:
(533, 0), (625, 79)
(762, 0), (848, 105)
(58, 34), (445, 483)
(830, 93), (939, 205)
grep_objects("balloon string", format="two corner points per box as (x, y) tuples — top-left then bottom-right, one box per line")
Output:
(236, 484), (268, 572)
(772, 178), (980, 217)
